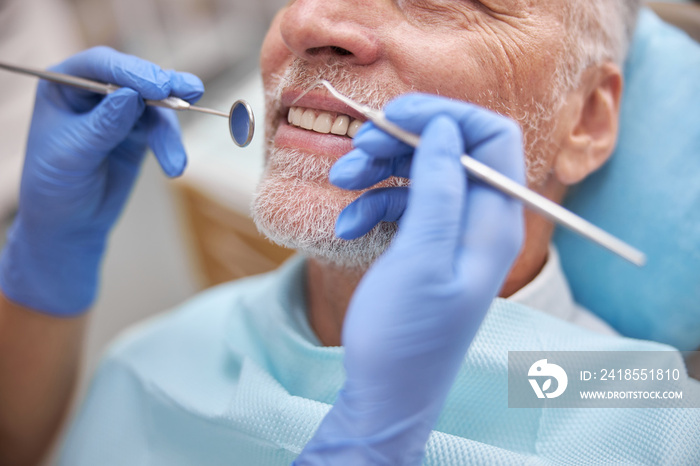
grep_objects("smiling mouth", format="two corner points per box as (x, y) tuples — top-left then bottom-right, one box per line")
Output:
(287, 106), (364, 138)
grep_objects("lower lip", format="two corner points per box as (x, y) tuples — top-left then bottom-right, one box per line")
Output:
(274, 118), (355, 158)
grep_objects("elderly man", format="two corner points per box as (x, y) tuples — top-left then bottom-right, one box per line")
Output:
(1, 0), (698, 465)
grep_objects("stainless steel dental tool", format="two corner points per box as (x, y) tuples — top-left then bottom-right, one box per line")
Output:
(0, 61), (254, 147)
(295, 80), (647, 267)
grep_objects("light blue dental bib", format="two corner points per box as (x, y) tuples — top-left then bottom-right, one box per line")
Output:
(60, 256), (700, 465)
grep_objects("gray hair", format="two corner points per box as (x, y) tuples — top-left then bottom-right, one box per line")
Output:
(558, 0), (643, 91)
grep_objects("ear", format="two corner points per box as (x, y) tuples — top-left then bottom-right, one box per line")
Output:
(554, 63), (623, 185)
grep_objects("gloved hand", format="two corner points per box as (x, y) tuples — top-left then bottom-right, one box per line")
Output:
(0, 46), (204, 316)
(294, 94), (525, 465)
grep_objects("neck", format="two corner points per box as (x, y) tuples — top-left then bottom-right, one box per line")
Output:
(305, 258), (364, 346)
(502, 173), (567, 297)
(499, 209), (553, 298)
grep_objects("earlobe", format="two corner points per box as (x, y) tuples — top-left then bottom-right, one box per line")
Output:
(554, 63), (623, 186)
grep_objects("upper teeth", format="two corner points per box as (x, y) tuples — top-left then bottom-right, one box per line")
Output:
(288, 107), (363, 138)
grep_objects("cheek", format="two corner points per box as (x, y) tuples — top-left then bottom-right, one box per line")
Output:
(387, 26), (503, 102)
(260, 12), (292, 87)
(387, 5), (565, 108)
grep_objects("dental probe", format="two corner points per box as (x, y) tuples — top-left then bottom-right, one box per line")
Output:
(295, 80), (647, 267)
(0, 61), (255, 147)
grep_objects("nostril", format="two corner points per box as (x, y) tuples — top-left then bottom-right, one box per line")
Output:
(307, 46), (354, 57)
(330, 46), (352, 56)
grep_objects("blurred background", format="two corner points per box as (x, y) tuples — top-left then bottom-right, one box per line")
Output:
(0, 0), (698, 463)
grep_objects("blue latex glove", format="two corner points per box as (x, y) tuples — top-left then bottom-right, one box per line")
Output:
(0, 47), (204, 316)
(294, 95), (525, 465)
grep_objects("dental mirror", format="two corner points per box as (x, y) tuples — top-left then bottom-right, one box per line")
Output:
(229, 100), (255, 148)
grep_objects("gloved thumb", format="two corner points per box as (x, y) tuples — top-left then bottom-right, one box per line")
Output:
(77, 88), (146, 158)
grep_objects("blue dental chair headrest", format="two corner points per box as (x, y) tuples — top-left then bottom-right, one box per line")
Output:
(554, 9), (700, 351)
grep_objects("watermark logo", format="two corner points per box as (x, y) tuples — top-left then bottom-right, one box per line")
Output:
(509, 351), (698, 408)
(528, 359), (568, 399)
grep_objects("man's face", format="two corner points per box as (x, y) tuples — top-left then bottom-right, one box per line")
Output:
(253, 0), (569, 269)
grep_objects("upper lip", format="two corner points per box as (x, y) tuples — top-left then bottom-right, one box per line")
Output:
(280, 89), (368, 123)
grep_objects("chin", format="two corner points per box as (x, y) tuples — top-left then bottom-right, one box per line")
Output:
(251, 147), (398, 271)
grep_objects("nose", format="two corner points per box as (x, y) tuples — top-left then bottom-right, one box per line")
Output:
(280, 0), (382, 66)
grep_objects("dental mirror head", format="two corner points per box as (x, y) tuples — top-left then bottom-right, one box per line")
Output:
(229, 100), (255, 147)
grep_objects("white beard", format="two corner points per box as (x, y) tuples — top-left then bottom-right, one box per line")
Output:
(251, 146), (404, 271)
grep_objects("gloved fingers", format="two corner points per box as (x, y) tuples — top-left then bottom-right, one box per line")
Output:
(144, 107), (188, 178)
(392, 115), (467, 269)
(76, 88), (146, 159)
(165, 70), (205, 103)
(54, 47), (172, 102)
(330, 149), (412, 191)
(335, 187), (408, 240)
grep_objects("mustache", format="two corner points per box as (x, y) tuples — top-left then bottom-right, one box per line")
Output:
(275, 58), (403, 107)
